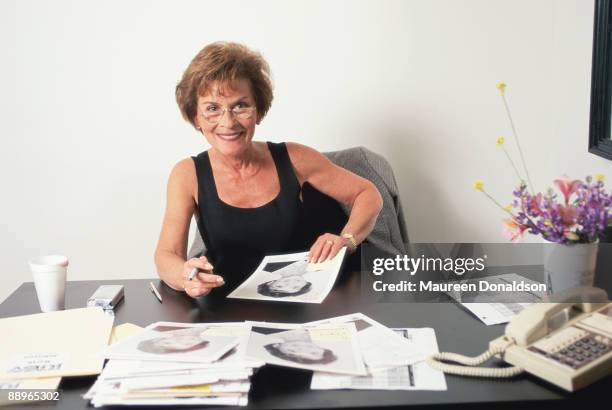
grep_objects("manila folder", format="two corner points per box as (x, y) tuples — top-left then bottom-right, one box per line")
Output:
(0, 307), (114, 379)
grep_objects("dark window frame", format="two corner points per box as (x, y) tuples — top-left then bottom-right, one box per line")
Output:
(589, 0), (612, 161)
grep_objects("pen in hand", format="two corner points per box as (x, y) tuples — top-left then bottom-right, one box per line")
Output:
(187, 261), (223, 294)
(188, 267), (199, 281)
(188, 261), (215, 281)
(149, 281), (163, 303)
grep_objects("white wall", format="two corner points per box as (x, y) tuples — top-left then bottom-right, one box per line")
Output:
(1, 0), (610, 303)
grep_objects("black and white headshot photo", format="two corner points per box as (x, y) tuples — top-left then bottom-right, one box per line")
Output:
(264, 340), (337, 364)
(137, 327), (209, 355)
(261, 328), (337, 364)
(229, 250), (346, 303)
(246, 323), (366, 375)
(103, 322), (246, 363)
(257, 260), (313, 298)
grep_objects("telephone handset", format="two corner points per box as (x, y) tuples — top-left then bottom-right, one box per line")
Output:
(427, 287), (612, 391)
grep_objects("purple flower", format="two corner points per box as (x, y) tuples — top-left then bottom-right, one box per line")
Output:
(508, 176), (612, 244)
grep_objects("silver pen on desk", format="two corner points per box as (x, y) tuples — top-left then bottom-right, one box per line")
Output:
(149, 281), (162, 303)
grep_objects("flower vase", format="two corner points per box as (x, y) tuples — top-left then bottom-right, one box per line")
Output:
(543, 241), (598, 293)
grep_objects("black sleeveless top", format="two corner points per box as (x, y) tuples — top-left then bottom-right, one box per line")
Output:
(192, 142), (307, 297)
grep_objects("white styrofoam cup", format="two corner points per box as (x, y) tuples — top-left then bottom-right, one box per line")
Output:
(29, 255), (68, 312)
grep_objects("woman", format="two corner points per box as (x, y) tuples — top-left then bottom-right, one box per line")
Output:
(258, 258), (311, 297)
(155, 42), (382, 299)
(137, 328), (209, 355)
(264, 341), (337, 365)
(257, 275), (312, 298)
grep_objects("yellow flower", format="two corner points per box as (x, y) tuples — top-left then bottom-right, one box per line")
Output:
(544, 220), (553, 227)
(503, 204), (513, 212)
(496, 136), (505, 146)
(496, 82), (506, 93)
(473, 180), (484, 191)
(596, 174), (605, 182)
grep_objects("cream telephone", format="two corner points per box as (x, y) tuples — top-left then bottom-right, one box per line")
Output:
(427, 287), (612, 391)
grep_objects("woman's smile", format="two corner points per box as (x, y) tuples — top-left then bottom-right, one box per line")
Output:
(216, 130), (244, 142)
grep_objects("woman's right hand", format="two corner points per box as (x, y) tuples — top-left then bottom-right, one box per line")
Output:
(182, 256), (225, 298)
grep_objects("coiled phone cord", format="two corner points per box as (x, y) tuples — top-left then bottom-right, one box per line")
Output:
(426, 341), (524, 378)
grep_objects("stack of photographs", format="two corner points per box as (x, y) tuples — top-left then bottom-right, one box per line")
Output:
(85, 312), (447, 405)
(245, 314), (446, 391)
(306, 313), (429, 370)
(306, 314), (447, 391)
(85, 322), (262, 407)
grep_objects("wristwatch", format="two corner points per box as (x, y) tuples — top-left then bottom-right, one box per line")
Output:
(342, 233), (358, 252)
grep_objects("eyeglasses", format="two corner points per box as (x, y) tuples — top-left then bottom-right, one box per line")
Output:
(200, 104), (255, 124)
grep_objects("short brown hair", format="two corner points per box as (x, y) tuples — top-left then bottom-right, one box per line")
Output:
(176, 42), (273, 128)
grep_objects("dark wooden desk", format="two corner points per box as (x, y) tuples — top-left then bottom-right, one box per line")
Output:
(1, 270), (609, 410)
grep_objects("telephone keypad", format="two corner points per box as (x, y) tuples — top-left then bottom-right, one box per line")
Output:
(530, 326), (612, 370)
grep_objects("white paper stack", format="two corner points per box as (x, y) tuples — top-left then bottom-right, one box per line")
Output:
(85, 312), (446, 405)
(445, 273), (544, 325)
(306, 314), (447, 391)
(246, 314), (447, 391)
(310, 327), (447, 391)
(85, 322), (263, 407)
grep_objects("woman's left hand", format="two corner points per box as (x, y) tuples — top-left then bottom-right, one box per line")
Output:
(308, 233), (347, 263)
